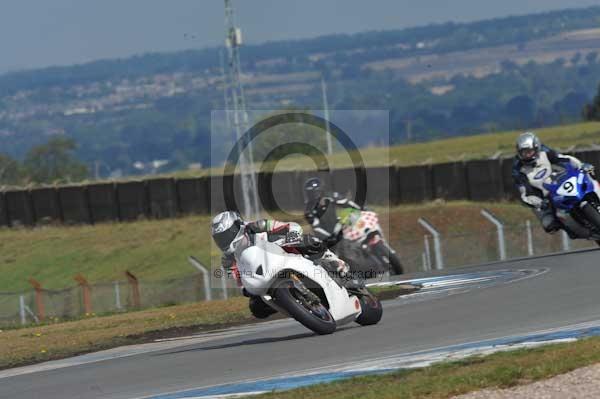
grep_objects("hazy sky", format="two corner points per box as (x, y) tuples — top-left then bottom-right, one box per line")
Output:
(1, 0), (598, 72)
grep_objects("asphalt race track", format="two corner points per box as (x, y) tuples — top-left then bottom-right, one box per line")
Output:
(2, 248), (600, 399)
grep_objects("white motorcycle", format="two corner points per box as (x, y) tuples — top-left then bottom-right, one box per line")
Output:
(235, 232), (383, 335)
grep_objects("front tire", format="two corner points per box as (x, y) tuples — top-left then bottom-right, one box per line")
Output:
(273, 278), (337, 335)
(355, 295), (383, 326)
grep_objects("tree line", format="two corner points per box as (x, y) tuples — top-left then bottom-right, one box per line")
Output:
(0, 137), (88, 186)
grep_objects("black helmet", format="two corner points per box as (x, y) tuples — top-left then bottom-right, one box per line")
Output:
(303, 177), (323, 206)
(211, 211), (243, 253)
(516, 132), (541, 165)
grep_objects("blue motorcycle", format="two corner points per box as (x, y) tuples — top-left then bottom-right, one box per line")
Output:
(543, 163), (600, 243)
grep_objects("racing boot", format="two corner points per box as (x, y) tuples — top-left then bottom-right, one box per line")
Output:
(248, 296), (277, 319)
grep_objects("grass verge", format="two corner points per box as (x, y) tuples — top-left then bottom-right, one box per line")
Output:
(0, 201), (534, 292)
(0, 297), (251, 370)
(0, 284), (415, 370)
(252, 337), (600, 399)
(168, 121), (600, 174)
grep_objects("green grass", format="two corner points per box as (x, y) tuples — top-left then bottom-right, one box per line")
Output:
(165, 121), (600, 177)
(252, 337), (600, 399)
(0, 215), (215, 292)
(0, 202), (536, 292)
(22, 122), (600, 187)
(0, 282), (413, 369)
(0, 297), (252, 369)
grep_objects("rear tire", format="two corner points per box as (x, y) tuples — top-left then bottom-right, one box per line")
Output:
(373, 241), (404, 275)
(273, 279), (337, 335)
(355, 295), (383, 326)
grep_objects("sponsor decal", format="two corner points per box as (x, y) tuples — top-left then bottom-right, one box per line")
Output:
(534, 169), (547, 180)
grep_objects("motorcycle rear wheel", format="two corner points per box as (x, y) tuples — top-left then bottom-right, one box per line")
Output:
(273, 278), (337, 335)
(373, 241), (404, 275)
(355, 295), (383, 326)
(581, 203), (600, 231)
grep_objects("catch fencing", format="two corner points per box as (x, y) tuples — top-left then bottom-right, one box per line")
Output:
(0, 210), (596, 328)
(400, 219), (596, 274)
(0, 271), (240, 328)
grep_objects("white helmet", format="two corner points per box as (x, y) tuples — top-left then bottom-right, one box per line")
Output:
(211, 211), (243, 252)
(516, 132), (541, 165)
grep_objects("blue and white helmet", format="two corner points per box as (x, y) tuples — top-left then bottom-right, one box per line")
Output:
(211, 211), (243, 253)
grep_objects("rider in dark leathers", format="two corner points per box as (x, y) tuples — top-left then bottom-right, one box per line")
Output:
(303, 177), (362, 245)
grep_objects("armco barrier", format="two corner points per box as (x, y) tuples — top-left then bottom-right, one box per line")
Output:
(116, 182), (148, 221)
(6, 148), (600, 227)
(5, 190), (35, 226)
(331, 167), (358, 201)
(500, 158), (517, 200)
(88, 183), (118, 223)
(397, 165), (433, 203)
(574, 150), (600, 168)
(58, 186), (91, 224)
(208, 175), (227, 214)
(256, 172), (275, 211)
(0, 193), (8, 227)
(365, 166), (392, 206)
(466, 160), (504, 201)
(176, 177), (209, 215)
(431, 162), (468, 200)
(270, 170), (302, 212)
(147, 178), (178, 219)
(31, 188), (61, 223)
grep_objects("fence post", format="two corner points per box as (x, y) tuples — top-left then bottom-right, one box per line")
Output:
(481, 209), (507, 261)
(28, 278), (45, 321)
(125, 271), (141, 308)
(19, 295), (26, 325)
(526, 220), (534, 256)
(418, 218), (444, 270)
(562, 231), (571, 252)
(187, 256), (212, 301)
(423, 235), (432, 271)
(74, 274), (92, 315)
(114, 281), (122, 310)
(220, 266), (228, 300)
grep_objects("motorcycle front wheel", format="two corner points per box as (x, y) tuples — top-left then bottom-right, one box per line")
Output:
(273, 278), (337, 335)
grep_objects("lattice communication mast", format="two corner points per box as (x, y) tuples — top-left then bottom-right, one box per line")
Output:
(223, 0), (259, 219)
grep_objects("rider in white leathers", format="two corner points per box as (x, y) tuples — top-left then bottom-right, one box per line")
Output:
(211, 211), (361, 319)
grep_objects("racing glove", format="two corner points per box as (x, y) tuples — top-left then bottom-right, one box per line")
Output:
(522, 195), (544, 209)
(582, 163), (596, 177)
(301, 234), (326, 255)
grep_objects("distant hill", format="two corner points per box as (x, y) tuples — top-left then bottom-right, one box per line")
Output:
(1, 6), (600, 179)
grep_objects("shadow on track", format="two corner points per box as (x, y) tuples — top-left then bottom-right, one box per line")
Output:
(154, 332), (316, 355)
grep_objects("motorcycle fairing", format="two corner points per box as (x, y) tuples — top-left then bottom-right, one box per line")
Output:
(236, 233), (361, 323)
(543, 163), (599, 211)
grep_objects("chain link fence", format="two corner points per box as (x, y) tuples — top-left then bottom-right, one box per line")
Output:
(1, 215), (597, 328)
